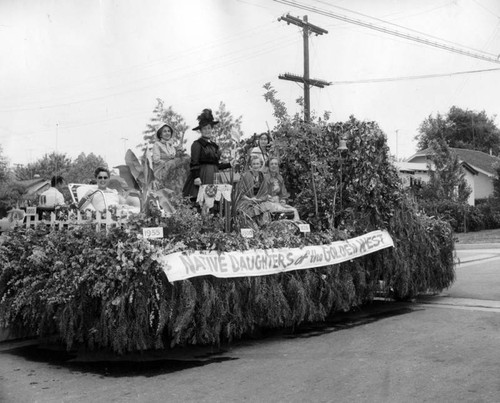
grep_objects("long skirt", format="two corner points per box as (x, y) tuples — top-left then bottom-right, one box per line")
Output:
(259, 201), (300, 220)
(182, 164), (219, 200)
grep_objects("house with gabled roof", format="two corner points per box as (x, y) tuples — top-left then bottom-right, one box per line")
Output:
(402, 147), (499, 205)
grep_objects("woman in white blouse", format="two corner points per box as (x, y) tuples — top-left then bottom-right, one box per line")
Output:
(78, 167), (124, 212)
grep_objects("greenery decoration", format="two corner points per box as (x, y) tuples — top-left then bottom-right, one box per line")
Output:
(0, 198), (454, 354)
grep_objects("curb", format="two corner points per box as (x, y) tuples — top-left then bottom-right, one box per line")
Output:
(454, 243), (500, 250)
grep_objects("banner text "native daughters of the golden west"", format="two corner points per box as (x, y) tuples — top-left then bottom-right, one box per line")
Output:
(159, 230), (394, 282)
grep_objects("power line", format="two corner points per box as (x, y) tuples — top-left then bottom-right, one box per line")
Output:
(449, 19), (500, 105)
(273, 0), (500, 65)
(4, 19), (281, 105)
(313, 0), (499, 57)
(0, 31), (298, 113)
(331, 67), (500, 85)
(471, 0), (500, 19)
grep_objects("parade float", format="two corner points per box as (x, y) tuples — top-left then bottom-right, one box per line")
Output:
(0, 117), (455, 354)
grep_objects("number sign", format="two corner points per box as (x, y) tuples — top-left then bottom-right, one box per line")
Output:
(142, 227), (164, 239)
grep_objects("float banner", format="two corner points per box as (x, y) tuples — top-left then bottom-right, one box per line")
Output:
(160, 230), (394, 282)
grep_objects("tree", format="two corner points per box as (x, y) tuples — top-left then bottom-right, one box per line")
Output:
(0, 182), (24, 217)
(421, 138), (471, 203)
(416, 106), (500, 155)
(0, 146), (16, 216)
(140, 99), (189, 152)
(415, 112), (448, 151)
(261, 83), (401, 230)
(493, 162), (500, 199)
(0, 145), (9, 184)
(65, 152), (108, 183)
(14, 152), (72, 181)
(263, 82), (289, 125)
(212, 101), (244, 152)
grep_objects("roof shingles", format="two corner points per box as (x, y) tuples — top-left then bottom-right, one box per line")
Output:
(410, 147), (500, 175)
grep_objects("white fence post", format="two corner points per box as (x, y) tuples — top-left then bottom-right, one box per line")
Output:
(22, 209), (123, 233)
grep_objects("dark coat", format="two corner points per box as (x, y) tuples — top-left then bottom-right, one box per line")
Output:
(182, 137), (230, 199)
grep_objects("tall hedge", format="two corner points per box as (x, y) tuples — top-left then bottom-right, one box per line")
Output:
(0, 207), (453, 354)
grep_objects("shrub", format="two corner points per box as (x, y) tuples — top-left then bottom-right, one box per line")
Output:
(418, 198), (500, 232)
(271, 117), (402, 232)
(0, 201), (454, 354)
(475, 199), (500, 229)
(381, 203), (455, 300)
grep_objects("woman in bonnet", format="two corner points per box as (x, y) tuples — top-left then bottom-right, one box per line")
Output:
(152, 122), (177, 182)
(182, 108), (232, 202)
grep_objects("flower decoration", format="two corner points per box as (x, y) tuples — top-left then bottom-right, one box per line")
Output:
(205, 185), (217, 198)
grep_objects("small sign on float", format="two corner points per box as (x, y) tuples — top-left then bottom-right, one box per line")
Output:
(241, 228), (254, 238)
(25, 207), (37, 216)
(142, 227), (164, 239)
(298, 223), (310, 233)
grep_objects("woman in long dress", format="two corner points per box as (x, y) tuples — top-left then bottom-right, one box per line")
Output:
(182, 109), (231, 202)
(236, 156), (270, 223)
(259, 157), (300, 220)
(152, 123), (176, 182)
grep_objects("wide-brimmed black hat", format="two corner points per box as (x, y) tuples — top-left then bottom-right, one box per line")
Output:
(192, 109), (219, 131)
(156, 122), (174, 140)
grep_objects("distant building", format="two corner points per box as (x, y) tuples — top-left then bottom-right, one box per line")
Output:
(394, 161), (428, 188)
(396, 148), (500, 206)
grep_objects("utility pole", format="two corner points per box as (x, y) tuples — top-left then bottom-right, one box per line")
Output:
(121, 137), (128, 154)
(395, 129), (399, 160)
(471, 115), (475, 150)
(55, 123), (59, 175)
(278, 14), (330, 122)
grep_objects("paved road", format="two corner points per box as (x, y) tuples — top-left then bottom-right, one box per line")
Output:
(447, 246), (500, 301)
(1, 246), (500, 402)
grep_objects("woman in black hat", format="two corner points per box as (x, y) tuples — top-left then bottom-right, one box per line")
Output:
(182, 109), (231, 201)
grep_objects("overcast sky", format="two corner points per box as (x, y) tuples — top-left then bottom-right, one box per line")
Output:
(1, 0), (500, 170)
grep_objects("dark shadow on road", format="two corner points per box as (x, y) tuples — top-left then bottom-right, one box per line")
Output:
(283, 304), (419, 339)
(1, 345), (238, 378)
(0, 301), (419, 377)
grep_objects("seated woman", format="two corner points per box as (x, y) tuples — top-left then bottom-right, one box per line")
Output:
(249, 132), (272, 172)
(78, 167), (139, 215)
(259, 157), (300, 221)
(236, 156), (270, 224)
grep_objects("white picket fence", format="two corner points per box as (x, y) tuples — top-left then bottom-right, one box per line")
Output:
(23, 210), (128, 232)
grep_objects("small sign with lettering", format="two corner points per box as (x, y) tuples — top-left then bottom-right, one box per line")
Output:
(298, 223), (310, 233)
(142, 227), (164, 239)
(26, 206), (37, 216)
(240, 228), (254, 238)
